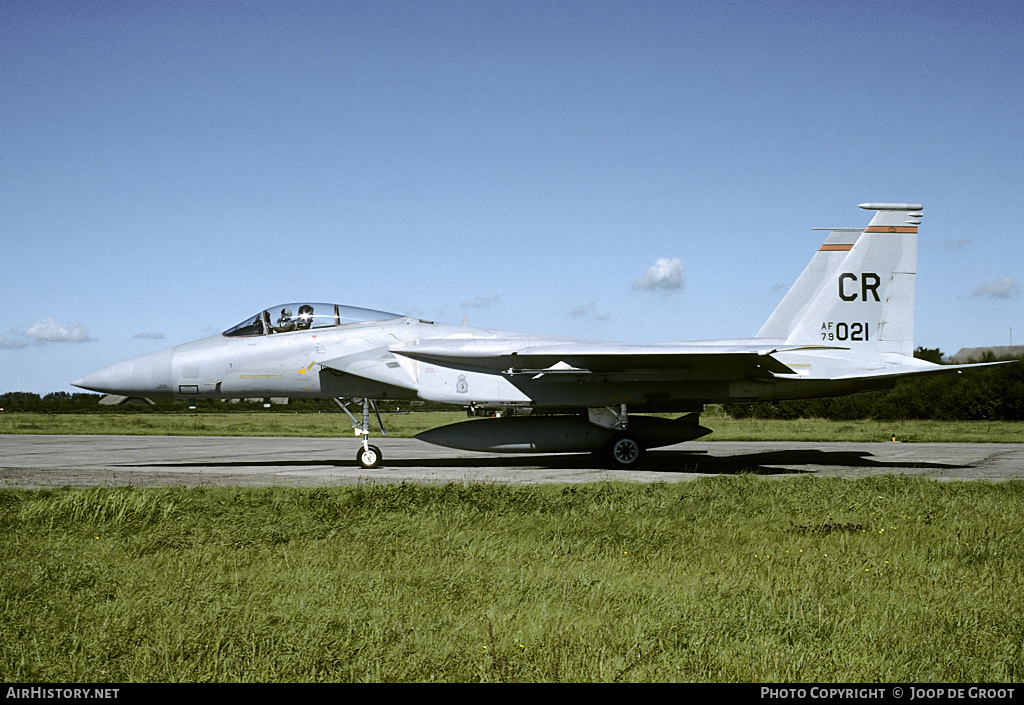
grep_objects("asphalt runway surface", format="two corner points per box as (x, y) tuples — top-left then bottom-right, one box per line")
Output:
(2, 434), (1022, 488)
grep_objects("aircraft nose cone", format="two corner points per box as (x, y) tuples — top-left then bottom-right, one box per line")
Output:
(73, 348), (174, 397)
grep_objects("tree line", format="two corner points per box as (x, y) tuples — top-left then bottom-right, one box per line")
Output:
(726, 350), (1024, 421)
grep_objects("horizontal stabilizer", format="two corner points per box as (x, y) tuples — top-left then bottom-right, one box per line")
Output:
(810, 359), (1015, 383)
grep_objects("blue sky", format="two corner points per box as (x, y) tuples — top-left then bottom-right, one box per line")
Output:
(2, 0), (1022, 394)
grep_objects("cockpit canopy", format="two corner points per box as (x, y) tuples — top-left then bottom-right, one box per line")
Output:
(223, 303), (402, 337)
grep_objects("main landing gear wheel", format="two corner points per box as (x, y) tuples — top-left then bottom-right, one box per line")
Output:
(606, 432), (645, 469)
(357, 444), (382, 469)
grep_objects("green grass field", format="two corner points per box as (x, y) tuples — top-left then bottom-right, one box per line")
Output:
(1, 410), (1021, 442)
(3, 412), (1021, 681)
(3, 477), (1023, 682)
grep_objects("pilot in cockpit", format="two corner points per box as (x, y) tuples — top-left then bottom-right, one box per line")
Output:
(296, 304), (314, 330)
(272, 308), (297, 333)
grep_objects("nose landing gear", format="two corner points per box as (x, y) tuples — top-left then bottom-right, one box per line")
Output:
(335, 397), (386, 469)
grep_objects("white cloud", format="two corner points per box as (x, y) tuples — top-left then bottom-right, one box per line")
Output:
(567, 302), (610, 321)
(568, 302), (594, 317)
(23, 319), (92, 343)
(134, 332), (166, 340)
(632, 257), (684, 293)
(0, 335), (29, 349)
(940, 237), (972, 252)
(461, 293), (501, 309)
(971, 276), (1019, 299)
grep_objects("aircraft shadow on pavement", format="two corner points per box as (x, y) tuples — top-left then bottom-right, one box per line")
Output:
(641, 449), (966, 475)
(121, 447), (968, 476)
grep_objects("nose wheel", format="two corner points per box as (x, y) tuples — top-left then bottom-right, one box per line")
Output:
(357, 444), (382, 469)
(336, 397), (387, 469)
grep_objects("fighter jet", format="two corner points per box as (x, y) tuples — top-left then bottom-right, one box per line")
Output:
(73, 202), (1001, 469)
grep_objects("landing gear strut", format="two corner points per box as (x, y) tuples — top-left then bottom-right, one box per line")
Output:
(335, 397), (386, 469)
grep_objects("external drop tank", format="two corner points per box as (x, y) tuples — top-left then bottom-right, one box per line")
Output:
(415, 413), (711, 454)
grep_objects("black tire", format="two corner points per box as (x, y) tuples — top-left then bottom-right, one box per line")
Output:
(357, 444), (382, 469)
(606, 432), (645, 469)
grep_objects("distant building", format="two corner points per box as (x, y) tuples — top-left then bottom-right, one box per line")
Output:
(950, 346), (1024, 364)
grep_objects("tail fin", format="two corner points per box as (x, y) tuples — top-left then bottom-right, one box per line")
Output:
(757, 227), (864, 340)
(762, 203), (923, 358)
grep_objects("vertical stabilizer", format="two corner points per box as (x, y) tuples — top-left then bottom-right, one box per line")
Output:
(783, 203), (922, 357)
(757, 228), (863, 340)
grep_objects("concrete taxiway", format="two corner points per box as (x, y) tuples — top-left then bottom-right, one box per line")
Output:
(1, 434), (1022, 488)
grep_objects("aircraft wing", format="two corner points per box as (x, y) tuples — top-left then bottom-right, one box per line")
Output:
(390, 339), (835, 380)
(805, 359), (1016, 382)
(391, 339), (1015, 384)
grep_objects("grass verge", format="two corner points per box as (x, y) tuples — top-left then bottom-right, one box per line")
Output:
(3, 477), (1023, 682)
